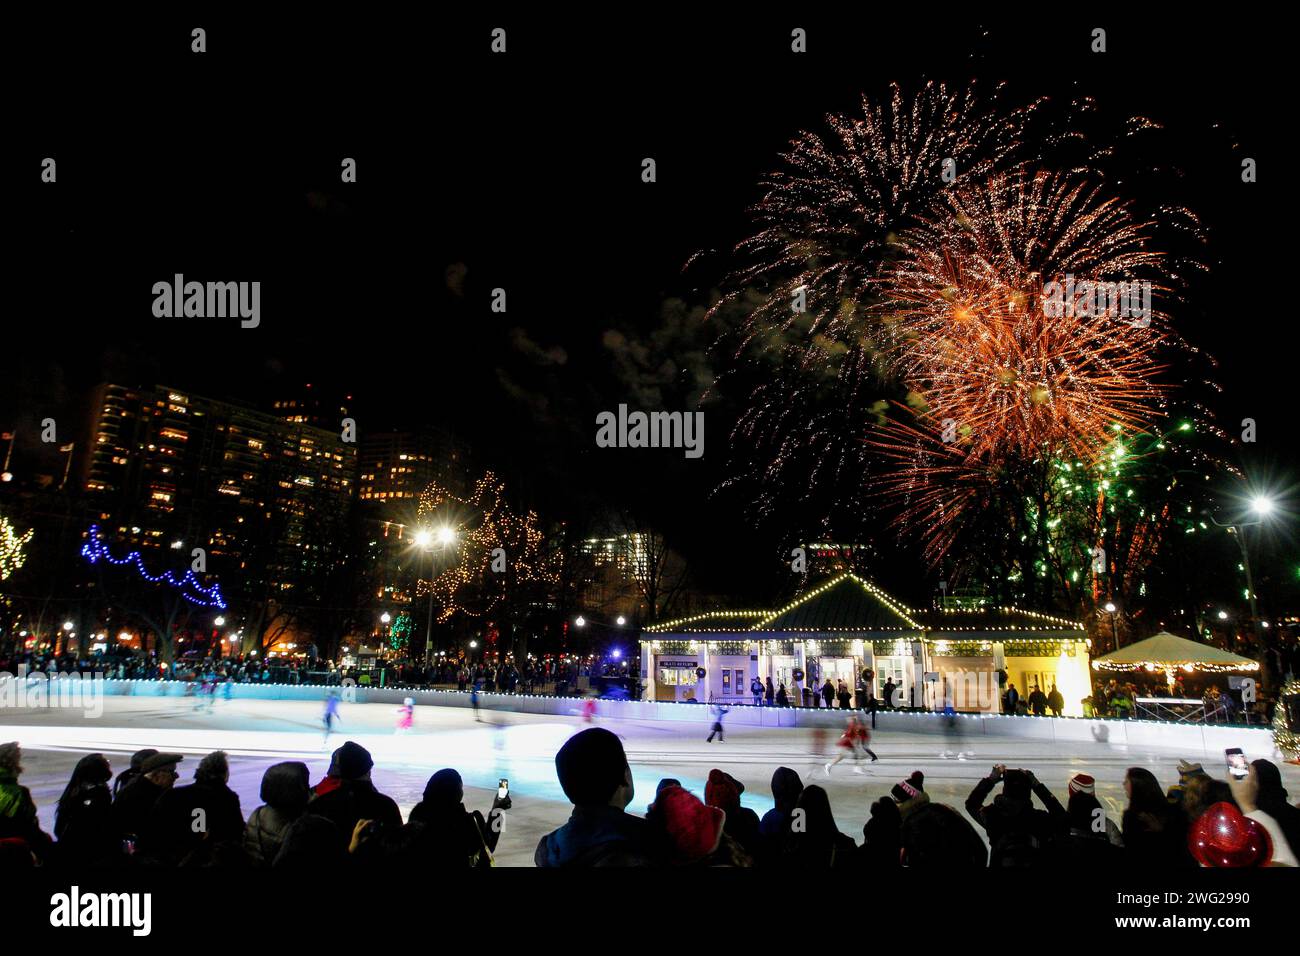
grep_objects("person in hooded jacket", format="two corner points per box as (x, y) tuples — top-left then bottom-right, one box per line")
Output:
(244, 761), (311, 867)
(704, 768), (761, 859)
(783, 785), (858, 867)
(54, 753), (119, 866)
(858, 796), (902, 870)
(401, 768), (510, 867)
(965, 764), (1067, 866)
(150, 750), (246, 865)
(757, 766), (804, 865)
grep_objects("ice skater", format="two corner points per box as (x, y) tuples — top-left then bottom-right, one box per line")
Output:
(581, 694), (598, 723)
(396, 697), (415, 734)
(825, 715), (876, 775)
(938, 678), (974, 759)
(855, 716), (878, 761)
(470, 680), (481, 721)
(706, 701), (728, 742)
(322, 690), (341, 744)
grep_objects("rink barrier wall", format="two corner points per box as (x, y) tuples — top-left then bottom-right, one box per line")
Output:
(88, 680), (1280, 755)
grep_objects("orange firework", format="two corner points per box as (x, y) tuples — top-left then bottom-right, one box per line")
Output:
(877, 171), (1174, 459)
(865, 171), (1194, 561)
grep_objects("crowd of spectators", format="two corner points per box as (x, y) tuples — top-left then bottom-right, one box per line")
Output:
(2, 730), (1295, 870)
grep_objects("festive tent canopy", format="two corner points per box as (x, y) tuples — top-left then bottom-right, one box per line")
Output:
(1091, 631), (1259, 672)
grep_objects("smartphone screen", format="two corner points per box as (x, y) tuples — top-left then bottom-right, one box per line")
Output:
(497, 778), (509, 799)
(1225, 748), (1249, 779)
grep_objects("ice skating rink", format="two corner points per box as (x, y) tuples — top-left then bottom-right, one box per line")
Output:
(3, 696), (1296, 866)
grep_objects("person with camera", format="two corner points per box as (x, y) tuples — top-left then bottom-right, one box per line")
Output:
(965, 763), (1067, 867)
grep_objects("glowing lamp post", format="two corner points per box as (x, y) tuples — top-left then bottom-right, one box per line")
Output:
(1103, 602), (1120, 651)
(416, 527), (456, 665)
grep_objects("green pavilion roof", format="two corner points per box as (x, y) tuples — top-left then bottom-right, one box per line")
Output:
(752, 574), (922, 633)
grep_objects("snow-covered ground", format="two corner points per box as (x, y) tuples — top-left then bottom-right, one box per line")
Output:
(3, 696), (1296, 866)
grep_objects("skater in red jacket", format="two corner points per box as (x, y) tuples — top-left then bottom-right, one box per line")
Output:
(824, 715), (877, 775)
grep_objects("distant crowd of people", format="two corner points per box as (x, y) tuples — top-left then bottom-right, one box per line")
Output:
(0, 650), (634, 699)
(2, 730), (1296, 869)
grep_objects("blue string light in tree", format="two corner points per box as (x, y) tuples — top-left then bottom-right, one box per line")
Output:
(81, 525), (228, 609)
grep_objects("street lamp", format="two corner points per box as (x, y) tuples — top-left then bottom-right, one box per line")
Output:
(214, 616), (225, 627)
(416, 526), (456, 665)
(616, 616), (626, 626)
(380, 612), (391, 624)
(1210, 492), (1275, 656)
(575, 616), (586, 628)
(1102, 603), (1120, 651)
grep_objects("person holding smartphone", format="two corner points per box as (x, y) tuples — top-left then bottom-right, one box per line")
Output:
(1227, 755), (1298, 866)
(407, 768), (511, 867)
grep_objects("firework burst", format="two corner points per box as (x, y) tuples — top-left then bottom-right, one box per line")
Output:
(876, 170), (1177, 461)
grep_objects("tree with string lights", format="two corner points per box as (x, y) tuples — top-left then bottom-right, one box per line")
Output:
(416, 470), (562, 667)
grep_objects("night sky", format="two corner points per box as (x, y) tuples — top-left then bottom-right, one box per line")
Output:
(5, 13), (1288, 605)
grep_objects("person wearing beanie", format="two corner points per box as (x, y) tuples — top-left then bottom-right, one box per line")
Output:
(308, 740), (403, 841)
(646, 785), (749, 866)
(704, 769), (761, 858)
(891, 771), (930, 821)
(402, 768), (511, 867)
(965, 764), (1067, 867)
(535, 728), (651, 867)
(1041, 773), (1126, 868)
